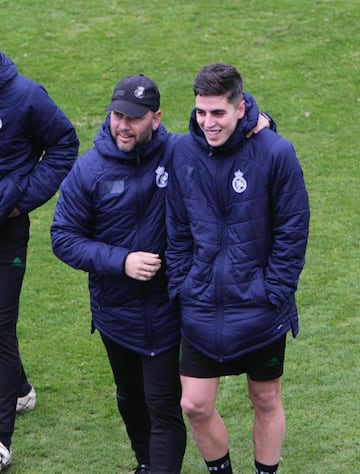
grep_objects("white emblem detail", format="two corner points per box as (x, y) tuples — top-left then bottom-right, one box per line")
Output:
(0, 118), (3, 130)
(134, 86), (145, 99)
(232, 170), (247, 193)
(155, 166), (168, 188)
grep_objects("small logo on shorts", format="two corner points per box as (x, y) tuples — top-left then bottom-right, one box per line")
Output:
(11, 257), (23, 268)
(267, 357), (279, 367)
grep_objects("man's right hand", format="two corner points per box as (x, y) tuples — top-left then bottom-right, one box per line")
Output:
(124, 251), (162, 281)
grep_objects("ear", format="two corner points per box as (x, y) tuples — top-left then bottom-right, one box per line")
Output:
(237, 100), (246, 120)
(152, 110), (162, 131)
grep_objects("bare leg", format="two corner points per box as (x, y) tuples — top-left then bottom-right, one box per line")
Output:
(180, 375), (229, 461)
(247, 376), (285, 465)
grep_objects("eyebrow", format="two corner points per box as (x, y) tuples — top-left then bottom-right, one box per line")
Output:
(195, 107), (227, 114)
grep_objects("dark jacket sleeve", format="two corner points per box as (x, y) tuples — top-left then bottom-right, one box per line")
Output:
(264, 138), (310, 307)
(17, 83), (79, 213)
(51, 155), (130, 278)
(165, 152), (194, 301)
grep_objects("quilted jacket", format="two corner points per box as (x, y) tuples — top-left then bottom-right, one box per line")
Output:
(166, 94), (310, 362)
(51, 116), (181, 355)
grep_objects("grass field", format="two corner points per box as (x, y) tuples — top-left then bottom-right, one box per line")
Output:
(2, 0), (360, 472)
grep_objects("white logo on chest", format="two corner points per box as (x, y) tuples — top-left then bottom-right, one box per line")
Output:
(232, 170), (247, 193)
(155, 166), (168, 188)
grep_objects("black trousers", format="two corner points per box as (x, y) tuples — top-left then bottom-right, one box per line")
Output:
(0, 214), (29, 445)
(101, 333), (186, 474)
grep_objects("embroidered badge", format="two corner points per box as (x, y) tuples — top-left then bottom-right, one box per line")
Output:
(232, 170), (247, 193)
(155, 166), (168, 188)
(134, 86), (145, 99)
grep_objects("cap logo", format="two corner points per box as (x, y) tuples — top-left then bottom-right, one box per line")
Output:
(134, 86), (145, 99)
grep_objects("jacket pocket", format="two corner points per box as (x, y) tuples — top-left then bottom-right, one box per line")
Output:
(0, 176), (23, 226)
(231, 266), (271, 307)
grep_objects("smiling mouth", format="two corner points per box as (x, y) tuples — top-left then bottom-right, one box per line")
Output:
(205, 129), (221, 137)
(118, 133), (134, 140)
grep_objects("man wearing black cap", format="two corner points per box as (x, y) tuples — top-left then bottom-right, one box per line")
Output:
(50, 74), (273, 473)
(51, 74), (184, 474)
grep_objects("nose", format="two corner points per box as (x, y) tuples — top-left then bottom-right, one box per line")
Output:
(204, 113), (214, 128)
(118, 116), (130, 128)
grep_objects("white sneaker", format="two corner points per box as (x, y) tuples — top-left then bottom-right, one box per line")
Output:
(0, 442), (12, 471)
(16, 385), (36, 413)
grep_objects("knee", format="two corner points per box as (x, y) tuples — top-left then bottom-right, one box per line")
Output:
(250, 384), (282, 415)
(180, 395), (208, 421)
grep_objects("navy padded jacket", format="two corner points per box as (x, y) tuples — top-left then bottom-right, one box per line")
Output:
(0, 52), (79, 225)
(166, 94), (310, 362)
(51, 117), (181, 355)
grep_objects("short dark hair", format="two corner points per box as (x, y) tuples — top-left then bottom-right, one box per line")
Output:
(193, 63), (243, 106)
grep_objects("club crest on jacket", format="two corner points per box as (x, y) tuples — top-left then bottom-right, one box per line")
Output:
(232, 170), (247, 193)
(155, 166), (168, 188)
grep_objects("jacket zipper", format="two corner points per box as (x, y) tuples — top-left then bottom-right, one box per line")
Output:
(214, 157), (226, 361)
(135, 154), (155, 355)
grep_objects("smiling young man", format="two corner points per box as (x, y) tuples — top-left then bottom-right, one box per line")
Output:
(166, 63), (310, 474)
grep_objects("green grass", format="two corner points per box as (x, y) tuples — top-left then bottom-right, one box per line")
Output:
(2, 0), (359, 472)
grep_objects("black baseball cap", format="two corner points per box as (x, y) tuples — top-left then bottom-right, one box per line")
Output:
(104, 75), (160, 118)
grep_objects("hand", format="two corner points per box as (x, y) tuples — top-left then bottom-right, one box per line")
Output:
(8, 207), (20, 218)
(124, 251), (162, 281)
(246, 113), (270, 138)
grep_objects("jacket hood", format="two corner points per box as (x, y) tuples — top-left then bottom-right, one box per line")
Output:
(94, 113), (168, 164)
(189, 92), (260, 156)
(0, 52), (18, 90)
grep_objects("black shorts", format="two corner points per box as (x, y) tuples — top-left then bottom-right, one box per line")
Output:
(179, 335), (286, 382)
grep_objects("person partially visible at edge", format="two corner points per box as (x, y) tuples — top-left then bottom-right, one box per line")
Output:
(165, 62), (310, 474)
(0, 51), (79, 471)
(50, 73), (274, 474)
